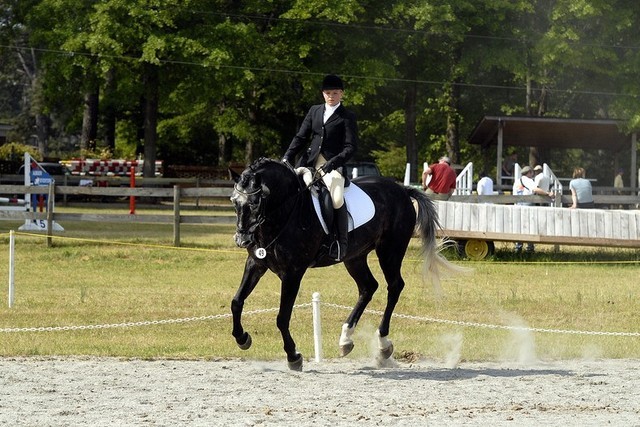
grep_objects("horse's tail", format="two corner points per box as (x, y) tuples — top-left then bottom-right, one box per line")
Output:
(406, 187), (470, 295)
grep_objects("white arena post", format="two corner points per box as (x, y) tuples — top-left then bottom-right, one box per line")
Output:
(312, 292), (323, 362)
(403, 163), (410, 186)
(9, 230), (15, 308)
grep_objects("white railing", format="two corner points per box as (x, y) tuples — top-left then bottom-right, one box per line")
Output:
(543, 163), (563, 207)
(454, 162), (473, 195)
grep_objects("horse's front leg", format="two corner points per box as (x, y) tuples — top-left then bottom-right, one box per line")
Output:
(231, 256), (268, 350)
(277, 269), (305, 371)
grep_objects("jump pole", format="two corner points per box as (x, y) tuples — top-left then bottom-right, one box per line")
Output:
(312, 292), (323, 362)
(8, 230), (15, 308)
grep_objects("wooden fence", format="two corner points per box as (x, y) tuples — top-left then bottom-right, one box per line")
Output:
(1, 181), (639, 249)
(0, 183), (235, 247)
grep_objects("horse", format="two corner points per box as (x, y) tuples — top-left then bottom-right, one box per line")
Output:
(230, 157), (461, 371)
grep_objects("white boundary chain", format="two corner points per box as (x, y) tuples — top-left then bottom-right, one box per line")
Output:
(0, 306), (287, 333)
(1, 300), (639, 337)
(323, 302), (640, 337)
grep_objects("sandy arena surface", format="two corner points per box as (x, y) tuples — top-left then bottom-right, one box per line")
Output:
(1, 356), (639, 426)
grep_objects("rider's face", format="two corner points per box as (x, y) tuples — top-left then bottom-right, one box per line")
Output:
(322, 89), (343, 106)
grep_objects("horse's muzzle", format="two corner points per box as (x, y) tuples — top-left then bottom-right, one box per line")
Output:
(234, 232), (253, 248)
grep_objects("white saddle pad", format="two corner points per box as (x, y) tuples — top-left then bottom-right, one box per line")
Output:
(311, 183), (375, 234)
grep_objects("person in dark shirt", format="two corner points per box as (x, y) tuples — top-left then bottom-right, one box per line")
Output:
(283, 74), (358, 261)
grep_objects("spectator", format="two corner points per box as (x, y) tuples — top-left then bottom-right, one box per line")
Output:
(501, 152), (518, 185)
(569, 167), (594, 209)
(614, 168), (624, 209)
(476, 171), (494, 195)
(421, 156), (457, 200)
(533, 164), (551, 206)
(614, 169), (624, 192)
(512, 165), (554, 253)
(533, 165), (550, 192)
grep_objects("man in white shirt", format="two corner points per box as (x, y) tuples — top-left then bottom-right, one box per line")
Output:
(476, 171), (494, 195)
(533, 165), (550, 192)
(512, 166), (553, 253)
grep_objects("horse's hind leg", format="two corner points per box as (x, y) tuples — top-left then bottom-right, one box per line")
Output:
(340, 256), (379, 357)
(374, 242), (409, 360)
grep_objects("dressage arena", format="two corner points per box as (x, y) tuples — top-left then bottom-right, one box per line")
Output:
(1, 356), (639, 425)
(2, 217), (639, 425)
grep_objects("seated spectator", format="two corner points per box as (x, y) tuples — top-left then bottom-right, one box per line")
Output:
(476, 171), (494, 195)
(569, 167), (594, 209)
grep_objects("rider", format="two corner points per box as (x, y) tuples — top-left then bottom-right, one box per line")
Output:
(282, 74), (359, 261)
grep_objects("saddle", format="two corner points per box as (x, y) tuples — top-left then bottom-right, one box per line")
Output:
(310, 181), (375, 234)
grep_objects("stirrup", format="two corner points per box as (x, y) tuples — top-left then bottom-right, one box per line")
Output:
(329, 240), (346, 262)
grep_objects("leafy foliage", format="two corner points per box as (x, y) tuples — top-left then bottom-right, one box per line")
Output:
(0, 0), (638, 183)
(0, 142), (41, 161)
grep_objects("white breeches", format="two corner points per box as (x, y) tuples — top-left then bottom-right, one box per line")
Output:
(315, 155), (344, 209)
(295, 156), (345, 209)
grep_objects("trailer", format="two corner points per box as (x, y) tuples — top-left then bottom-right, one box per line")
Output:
(435, 200), (640, 260)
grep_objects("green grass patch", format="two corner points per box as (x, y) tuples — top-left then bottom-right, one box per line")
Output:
(1, 214), (639, 362)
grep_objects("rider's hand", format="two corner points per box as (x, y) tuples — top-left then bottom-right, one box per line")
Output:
(321, 161), (334, 174)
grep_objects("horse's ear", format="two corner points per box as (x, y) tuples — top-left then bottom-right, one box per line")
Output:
(229, 168), (241, 183)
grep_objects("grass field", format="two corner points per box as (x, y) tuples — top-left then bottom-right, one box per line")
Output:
(1, 209), (640, 363)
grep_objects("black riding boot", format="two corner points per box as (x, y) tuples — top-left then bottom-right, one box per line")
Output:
(331, 204), (349, 262)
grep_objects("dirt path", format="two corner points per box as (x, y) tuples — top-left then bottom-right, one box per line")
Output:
(1, 357), (639, 426)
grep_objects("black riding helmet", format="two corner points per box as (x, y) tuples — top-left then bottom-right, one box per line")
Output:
(321, 74), (344, 91)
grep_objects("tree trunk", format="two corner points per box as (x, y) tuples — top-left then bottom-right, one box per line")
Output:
(80, 82), (99, 153)
(403, 82), (418, 182)
(218, 101), (227, 166)
(143, 63), (159, 178)
(445, 79), (461, 164)
(35, 112), (49, 158)
(244, 137), (253, 166)
(530, 84), (549, 166)
(218, 133), (227, 166)
(245, 96), (257, 166)
(103, 68), (116, 153)
(17, 48), (50, 157)
(30, 76), (49, 158)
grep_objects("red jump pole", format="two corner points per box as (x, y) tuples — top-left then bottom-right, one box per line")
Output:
(129, 166), (136, 214)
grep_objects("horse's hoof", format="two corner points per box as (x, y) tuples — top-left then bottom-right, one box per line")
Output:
(237, 332), (252, 350)
(339, 342), (354, 357)
(379, 343), (394, 360)
(287, 353), (303, 371)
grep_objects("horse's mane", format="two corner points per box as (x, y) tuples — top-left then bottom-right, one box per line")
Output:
(249, 157), (278, 172)
(239, 157), (295, 189)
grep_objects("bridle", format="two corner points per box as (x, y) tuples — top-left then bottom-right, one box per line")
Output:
(232, 184), (268, 237)
(232, 162), (317, 253)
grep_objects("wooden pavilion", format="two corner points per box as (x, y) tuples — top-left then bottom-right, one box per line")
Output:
(467, 116), (638, 189)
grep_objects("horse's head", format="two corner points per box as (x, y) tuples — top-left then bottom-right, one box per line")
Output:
(230, 158), (298, 248)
